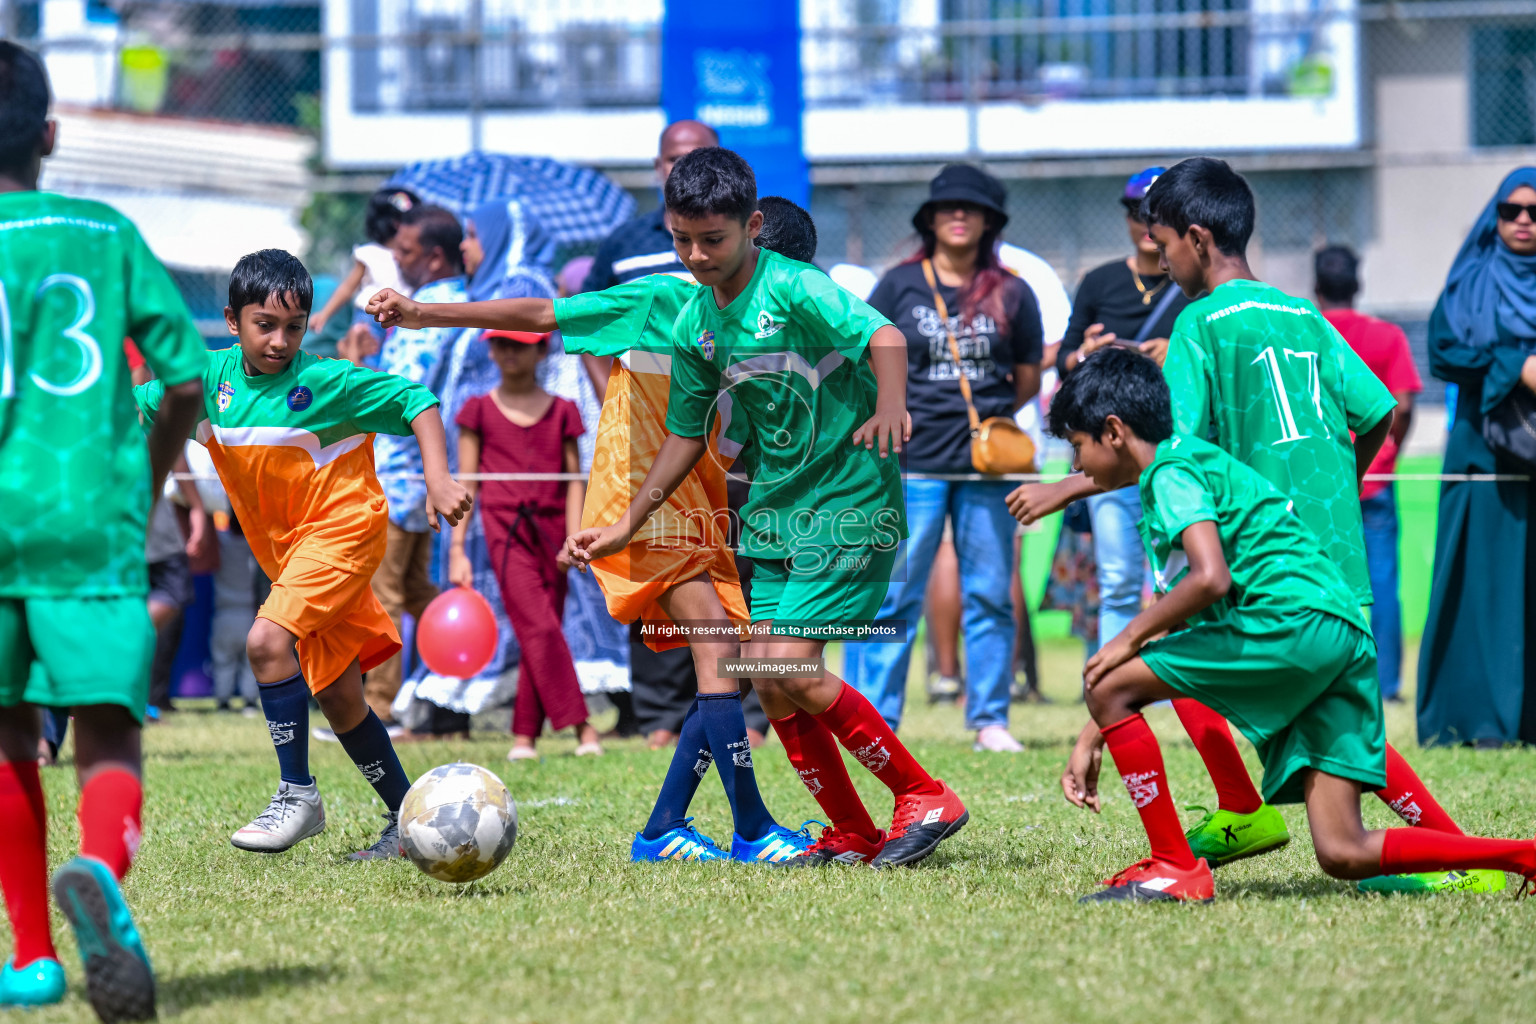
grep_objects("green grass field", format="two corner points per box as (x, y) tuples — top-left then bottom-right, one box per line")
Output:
(17, 639), (1536, 1024)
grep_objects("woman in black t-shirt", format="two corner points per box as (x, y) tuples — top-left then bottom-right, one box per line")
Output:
(842, 164), (1044, 752)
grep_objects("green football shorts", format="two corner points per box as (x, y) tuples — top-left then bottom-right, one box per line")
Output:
(749, 545), (898, 641)
(0, 596), (154, 722)
(1140, 607), (1384, 804)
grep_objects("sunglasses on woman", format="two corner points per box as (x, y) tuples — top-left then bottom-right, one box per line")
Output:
(1496, 202), (1536, 222)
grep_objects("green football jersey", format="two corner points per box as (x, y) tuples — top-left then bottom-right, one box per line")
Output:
(0, 191), (206, 598)
(1138, 435), (1368, 633)
(556, 273), (696, 359)
(1161, 279), (1396, 604)
(664, 249), (905, 558)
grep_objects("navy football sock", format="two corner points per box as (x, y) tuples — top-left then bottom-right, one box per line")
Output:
(258, 672), (311, 786)
(698, 692), (776, 842)
(335, 709), (412, 812)
(641, 700), (711, 841)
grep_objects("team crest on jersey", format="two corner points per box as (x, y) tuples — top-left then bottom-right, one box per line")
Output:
(286, 385), (313, 411)
(696, 330), (715, 360)
(216, 381), (235, 412)
(754, 310), (784, 339)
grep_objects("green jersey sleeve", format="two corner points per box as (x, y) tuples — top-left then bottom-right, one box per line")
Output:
(132, 377), (208, 439)
(123, 223), (207, 387)
(1147, 462), (1219, 542)
(1331, 330), (1398, 434)
(554, 278), (659, 358)
(344, 363), (441, 436)
(664, 308), (722, 438)
(1164, 318), (1213, 439)
(788, 268), (892, 361)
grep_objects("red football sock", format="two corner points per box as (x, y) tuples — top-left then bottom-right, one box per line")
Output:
(1379, 827), (1535, 876)
(769, 710), (881, 843)
(1172, 699), (1263, 815)
(0, 760), (57, 967)
(1373, 743), (1463, 833)
(78, 769), (143, 881)
(813, 684), (942, 799)
(1102, 714), (1198, 870)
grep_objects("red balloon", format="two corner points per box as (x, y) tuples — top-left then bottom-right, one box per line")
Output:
(417, 587), (498, 679)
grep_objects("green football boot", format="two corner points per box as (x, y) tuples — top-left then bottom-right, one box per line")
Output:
(1357, 869), (1507, 896)
(1183, 804), (1290, 868)
(0, 956), (66, 1007)
(53, 856), (155, 1022)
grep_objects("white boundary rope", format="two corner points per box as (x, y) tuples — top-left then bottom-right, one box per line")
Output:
(171, 471), (1532, 483)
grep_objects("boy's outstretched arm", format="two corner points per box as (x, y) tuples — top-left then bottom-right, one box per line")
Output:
(411, 407), (474, 532)
(367, 288), (557, 334)
(1062, 719), (1106, 812)
(851, 324), (910, 457)
(1007, 472), (1104, 525)
(1353, 409), (1393, 493)
(1083, 519), (1229, 689)
(567, 432), (707, 567)
(148, 381), (204, 497)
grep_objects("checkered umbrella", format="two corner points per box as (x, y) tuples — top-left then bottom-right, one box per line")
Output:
(385, 152), (635, 246)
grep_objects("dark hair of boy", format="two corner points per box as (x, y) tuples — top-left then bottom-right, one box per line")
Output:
(1047, 346), (1173, 443)
(756, 195), (817, 264)
(230, 249), (315, 315)
(1139, 157), (1256, 258)
(664, 146), (757, 225)
(399, 204), (465, 274)
(0, 41), (50, 177)
(1314, 244), (1360, 305)
(365, 188), (420, 246)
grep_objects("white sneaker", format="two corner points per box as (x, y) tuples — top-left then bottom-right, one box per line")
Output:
(230, 780), (326, 852)
(973, 725), (1024, 753)
(312, 727), (338, 743)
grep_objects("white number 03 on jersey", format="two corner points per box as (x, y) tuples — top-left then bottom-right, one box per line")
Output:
(0, 275), (104, 400)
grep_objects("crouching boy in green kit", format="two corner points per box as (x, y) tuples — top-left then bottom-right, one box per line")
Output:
(1054, 347), (1536, 903)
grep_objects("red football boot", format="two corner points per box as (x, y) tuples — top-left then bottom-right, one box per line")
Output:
(1079, 857), (1216, 904)
(794, 826), (887, 866)
(870, 780), (968, 868)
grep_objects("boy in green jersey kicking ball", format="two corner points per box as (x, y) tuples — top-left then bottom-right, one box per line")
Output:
(0, 42), (208, 1020)
(367, 198), (833, 864)
(1011, 157), (1498, 895)
(571, 147), (968, 868)
(1050, 348), (1536, 902)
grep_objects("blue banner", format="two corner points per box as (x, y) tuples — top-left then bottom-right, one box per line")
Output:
(661, 1), (808, 206)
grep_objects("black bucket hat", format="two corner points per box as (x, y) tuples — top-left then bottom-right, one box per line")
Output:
(913, 164), (1009, 233)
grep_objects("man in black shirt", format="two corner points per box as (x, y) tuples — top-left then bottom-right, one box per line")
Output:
(579, 119), (718, 292)
(1057, 167), (1190, 375)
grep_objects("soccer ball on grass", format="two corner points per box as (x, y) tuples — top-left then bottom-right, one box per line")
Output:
(399, 762), (517, 883)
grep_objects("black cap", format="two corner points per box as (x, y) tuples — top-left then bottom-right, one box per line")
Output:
(913, 164), (1009, 233)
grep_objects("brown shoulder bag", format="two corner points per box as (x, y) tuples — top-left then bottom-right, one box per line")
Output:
(920, 259), (1037, 475)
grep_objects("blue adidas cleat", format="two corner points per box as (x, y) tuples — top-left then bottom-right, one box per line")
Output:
(0, 956), (66, 1007)
(52, 856), (155, 1023)
(631, 820), (728, 862)
(730, 821), (820, 865)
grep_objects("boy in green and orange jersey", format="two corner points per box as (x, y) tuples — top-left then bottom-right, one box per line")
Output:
(136, 250), (471, 863)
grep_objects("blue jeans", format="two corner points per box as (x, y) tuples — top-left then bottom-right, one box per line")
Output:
(1361, 488), (1403, 698)
(1087, 486), (1145, 655)
(843, 478), (1017, 730)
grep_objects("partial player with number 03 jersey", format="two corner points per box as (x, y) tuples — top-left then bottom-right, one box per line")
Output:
(135, 250), (473, 866)
(0, 42), (208, 1022)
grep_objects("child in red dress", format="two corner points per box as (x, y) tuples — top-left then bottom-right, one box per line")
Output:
(451, 330), (602, 760)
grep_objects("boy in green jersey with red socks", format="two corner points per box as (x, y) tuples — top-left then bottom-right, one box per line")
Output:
(0, 42), (208, 1020)
(571, 147), (967, 868)
(1050, 347), (1536, 903)
(1016, 157), (1501, 896)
